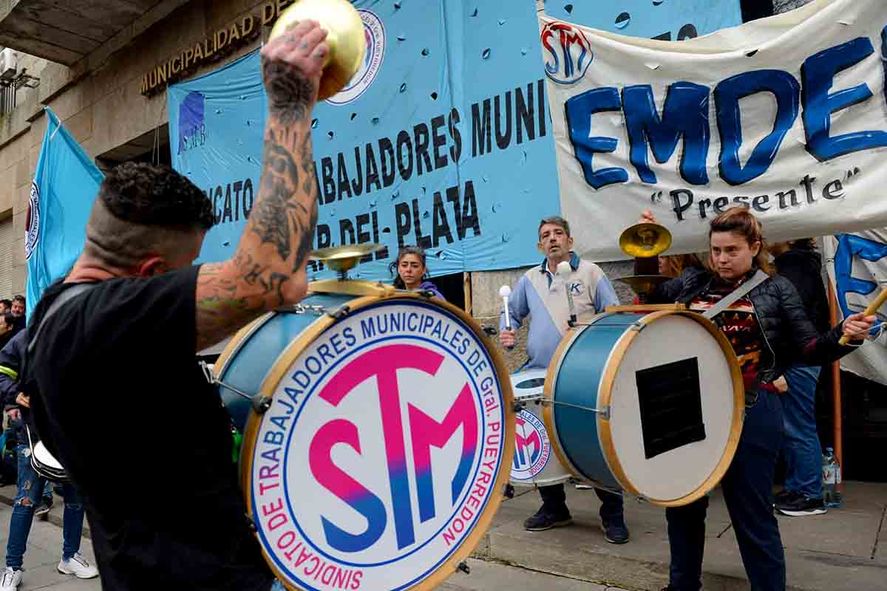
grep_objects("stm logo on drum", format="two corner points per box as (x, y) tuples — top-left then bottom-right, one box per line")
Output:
(247, 301), (510, 590)
(511, 410), (551, 481)
(541, 22), (593, 84)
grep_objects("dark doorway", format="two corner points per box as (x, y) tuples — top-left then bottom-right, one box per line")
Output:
(96, 125), (171, 171)
(432, 272), (466, 310)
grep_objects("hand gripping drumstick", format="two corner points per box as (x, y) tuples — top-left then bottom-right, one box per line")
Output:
(838, 287), (887, 345)
(499, 285), (514, 350)
(557, 261), (577, 326)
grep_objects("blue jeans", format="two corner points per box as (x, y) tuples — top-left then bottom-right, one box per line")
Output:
(666, 390), (785, 591)
(782, 365), (823, 499)
(6, 444), (85, 569)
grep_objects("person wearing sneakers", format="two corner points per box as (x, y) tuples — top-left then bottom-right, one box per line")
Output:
(643, 208), (875, 591)
(499, 216), (629, 544)
(0, 330), (98, 590)
(769, 239), (831, 517)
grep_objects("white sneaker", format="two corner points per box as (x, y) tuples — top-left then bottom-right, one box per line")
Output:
(0, 567), (22, 591)
(57, 553), (99, 579)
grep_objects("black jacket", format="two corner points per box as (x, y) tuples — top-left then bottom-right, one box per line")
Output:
(774, 247), (831, 334)
(652, 267), (854, 385)
(0, 330), (30, 438)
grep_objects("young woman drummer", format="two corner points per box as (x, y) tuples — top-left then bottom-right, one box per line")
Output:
(642, 207), (874, 591)
(390, 246), (446, 300)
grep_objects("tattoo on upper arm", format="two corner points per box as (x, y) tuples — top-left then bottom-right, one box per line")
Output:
(195, 263), (255, 348)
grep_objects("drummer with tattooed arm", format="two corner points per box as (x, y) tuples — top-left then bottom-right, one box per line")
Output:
(25, 22), (327, 591)
(642, 207), (875, 591)
(499, 216), (630, 544)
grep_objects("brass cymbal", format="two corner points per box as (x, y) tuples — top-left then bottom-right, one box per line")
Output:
(619, 222), (672, 258)
(310, 243), (383, 274)
(270, 0), (367, 101)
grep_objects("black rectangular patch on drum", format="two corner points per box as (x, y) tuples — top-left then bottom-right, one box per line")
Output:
(635, 357), (706, 459)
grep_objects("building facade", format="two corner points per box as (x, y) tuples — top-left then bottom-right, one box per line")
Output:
(0, 0), (299, 299)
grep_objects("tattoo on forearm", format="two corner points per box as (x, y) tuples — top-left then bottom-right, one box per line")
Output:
(195, 62), (319, 349)
(263, 60), (316, 126)
(249, 125), (318, 272)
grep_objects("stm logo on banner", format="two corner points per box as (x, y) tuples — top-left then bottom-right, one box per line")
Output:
(246, 300), (511, 590)
(541, 21), (593, 85)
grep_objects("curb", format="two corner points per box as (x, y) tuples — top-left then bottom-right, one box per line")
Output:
(0, 485), (91, 539)
(471, 527), (813, 591)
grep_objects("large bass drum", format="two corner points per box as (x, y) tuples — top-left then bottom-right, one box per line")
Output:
(544, 309), (744, 507)
(214, 290), (514, 590)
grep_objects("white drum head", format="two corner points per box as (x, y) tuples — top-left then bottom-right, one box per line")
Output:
(510, 369), (571, 488)
(602, 312), (742, 504)
(242, 295), (514, 590)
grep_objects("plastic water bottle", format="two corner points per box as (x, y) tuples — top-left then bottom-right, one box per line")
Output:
(822, 447), (842, 508)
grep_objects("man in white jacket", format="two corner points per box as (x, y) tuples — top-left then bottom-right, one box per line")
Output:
(500, 216), (629, 544)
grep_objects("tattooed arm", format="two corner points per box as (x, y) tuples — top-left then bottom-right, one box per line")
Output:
(194, 21), (327, 350)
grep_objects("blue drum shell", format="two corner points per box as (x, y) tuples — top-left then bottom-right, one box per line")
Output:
(214, 293), (352, 431)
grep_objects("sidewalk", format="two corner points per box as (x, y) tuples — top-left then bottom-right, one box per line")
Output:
(1, 481), (884, 591)
(477, 482), (887, 591)
(0, 500), (99, 590)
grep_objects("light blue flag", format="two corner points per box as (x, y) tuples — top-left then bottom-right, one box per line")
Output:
(25, 108), (104, 320)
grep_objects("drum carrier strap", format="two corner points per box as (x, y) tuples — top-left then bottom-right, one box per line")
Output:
(26, 283), (97, 356)
(22, 282), (96, 480)
(701, 270), (769, 320)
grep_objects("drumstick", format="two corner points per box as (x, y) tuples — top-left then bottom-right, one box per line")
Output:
(838, 287), (887, 345)
(499, 285), (513, 330)
(499, 285), (514, 351)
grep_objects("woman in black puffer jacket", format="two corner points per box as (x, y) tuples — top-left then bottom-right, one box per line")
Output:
(646, 207), (874, 591)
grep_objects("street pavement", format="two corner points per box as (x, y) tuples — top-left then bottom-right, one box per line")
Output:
(5, 481), (884, 590)
(0, 501), (624, 591)
(0, 502), (99, 590)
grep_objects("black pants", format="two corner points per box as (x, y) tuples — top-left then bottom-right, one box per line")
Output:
(539, 483), (624, 522)
(666, 390), (785, 591)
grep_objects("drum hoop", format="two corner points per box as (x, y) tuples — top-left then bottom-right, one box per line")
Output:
(239, 292), (516, 591)
(213, 312), (275, 382)
(596, 310), (745, 506)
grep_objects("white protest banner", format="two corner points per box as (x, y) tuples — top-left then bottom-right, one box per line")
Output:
(543, 0), (887, 261)
(824, 231), (887, 386)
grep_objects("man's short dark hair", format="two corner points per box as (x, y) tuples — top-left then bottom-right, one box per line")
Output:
(0, 299), (12, 309)
(538, 216), (571, 238)
(85, 163), (214, 269)
(99, 162), (213, 231)
(11, 295), (24, 305)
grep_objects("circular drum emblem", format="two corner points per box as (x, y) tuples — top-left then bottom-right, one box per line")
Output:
(326, 10), (385, 105)
(24, 181), (40, 260)
(510, 409), (551, 482)
(540, 21), (593, 85)
(247, 299), (510, 590)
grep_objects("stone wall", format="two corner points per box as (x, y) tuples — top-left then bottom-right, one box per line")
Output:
(0, 0), (272, 295)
